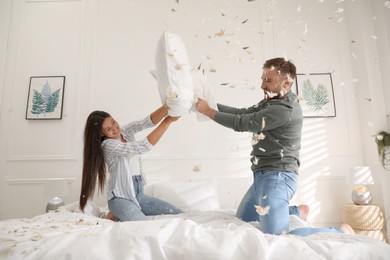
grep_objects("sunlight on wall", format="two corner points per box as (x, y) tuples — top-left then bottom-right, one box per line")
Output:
(300, 118), (329, 170)
(297, 118), (332, 223)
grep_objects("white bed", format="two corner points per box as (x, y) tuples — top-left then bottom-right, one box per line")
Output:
(1, 199), (390, 260)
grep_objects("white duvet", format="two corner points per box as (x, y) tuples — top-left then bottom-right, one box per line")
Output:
(1, 208), (389, 260)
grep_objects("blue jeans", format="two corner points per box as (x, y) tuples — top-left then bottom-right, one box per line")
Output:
(236, 171), (342, 236)
(108, 175), (183, 221)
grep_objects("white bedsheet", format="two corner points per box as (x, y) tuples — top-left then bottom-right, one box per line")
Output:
(1, 209), (389, 260)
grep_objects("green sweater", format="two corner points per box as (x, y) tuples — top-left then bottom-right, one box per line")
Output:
(214, 91), (303, 174)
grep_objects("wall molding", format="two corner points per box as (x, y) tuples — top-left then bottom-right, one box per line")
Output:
(143, 154), (250, 161)
(5, 177), (75, 184)
(25, 0), (82, 2)
(6, 155), (76, 161)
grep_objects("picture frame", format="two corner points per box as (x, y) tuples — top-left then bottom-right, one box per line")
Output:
(295, 73), (336, 118)
(25, 76), (65, 120)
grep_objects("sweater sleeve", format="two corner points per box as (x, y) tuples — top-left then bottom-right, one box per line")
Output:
(214, 102), (292, 133)
(217, 102), (262, 115)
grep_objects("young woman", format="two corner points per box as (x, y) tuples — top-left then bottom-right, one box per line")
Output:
(80, 105), (182, 221)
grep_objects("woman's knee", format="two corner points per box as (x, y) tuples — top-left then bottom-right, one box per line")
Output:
(108, 197), (146, 221)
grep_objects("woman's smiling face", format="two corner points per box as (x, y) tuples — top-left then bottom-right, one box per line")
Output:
(101, 116), (121, 140)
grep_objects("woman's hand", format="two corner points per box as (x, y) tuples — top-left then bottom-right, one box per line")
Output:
(165, 116), (180, 123)
(150, 104), (169, 124)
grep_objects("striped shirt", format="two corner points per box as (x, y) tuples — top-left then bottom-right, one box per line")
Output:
(102, 116), (155, 208)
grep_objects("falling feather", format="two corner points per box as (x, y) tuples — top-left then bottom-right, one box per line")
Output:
(209, 66), (217, 73)
(303, 23), (308, 34)
(193, 164), (202, 172)
(166, 89), (178, 99)
(215, 29), (226, 37)
(251, 133), (266, 145)
(254, 205), (270, 216)
(266, 91), (278, 98)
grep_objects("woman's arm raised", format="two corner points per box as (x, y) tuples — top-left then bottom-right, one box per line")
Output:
(147, 116), (180, 145)
(150, 105), (169, 124)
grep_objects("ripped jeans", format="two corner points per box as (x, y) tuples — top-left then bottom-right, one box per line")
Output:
(236, 170), (298, 234)
(236, 170), (342, 236)
(108, 175), (183, 221)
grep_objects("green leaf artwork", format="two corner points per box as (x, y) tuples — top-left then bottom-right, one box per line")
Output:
(30, 81), (61, 116)
(301, 79), (330, 113)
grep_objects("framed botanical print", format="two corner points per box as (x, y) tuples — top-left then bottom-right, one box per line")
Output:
(295, 73), (336, 118)
(25, 76), (65, 120)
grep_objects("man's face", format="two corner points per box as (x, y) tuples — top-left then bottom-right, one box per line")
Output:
(261, 68), (289, 99)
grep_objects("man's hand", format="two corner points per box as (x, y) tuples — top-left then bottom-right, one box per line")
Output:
(195, 98), (216, 119)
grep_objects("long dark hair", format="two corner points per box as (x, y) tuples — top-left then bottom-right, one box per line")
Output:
(79, 110), (111, 211)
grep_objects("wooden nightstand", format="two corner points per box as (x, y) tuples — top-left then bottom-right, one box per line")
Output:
(341, 204), (388, 243)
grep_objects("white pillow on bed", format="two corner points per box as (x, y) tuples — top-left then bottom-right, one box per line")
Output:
(289, 214), (314, 230)
(155, 31), (194, 117)
(150, 180), (221, 211)
(249, 215), (314, 231)
(60, 201), (104, 218)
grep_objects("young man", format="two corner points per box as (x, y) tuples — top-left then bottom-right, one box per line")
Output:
(196, 57), (354, 236)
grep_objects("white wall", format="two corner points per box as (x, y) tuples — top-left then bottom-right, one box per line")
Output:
(0, 0), (389, 232)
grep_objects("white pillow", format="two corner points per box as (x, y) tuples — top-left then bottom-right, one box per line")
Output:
(288, 215), (314, 231)
(150, 181), (221, 211)
(191, 70), (217, 121)
(155, 31), (194, 117)
(150, 69), (217, 121)
(59, 201), (103, 218)
(250, 215), (314, 231)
